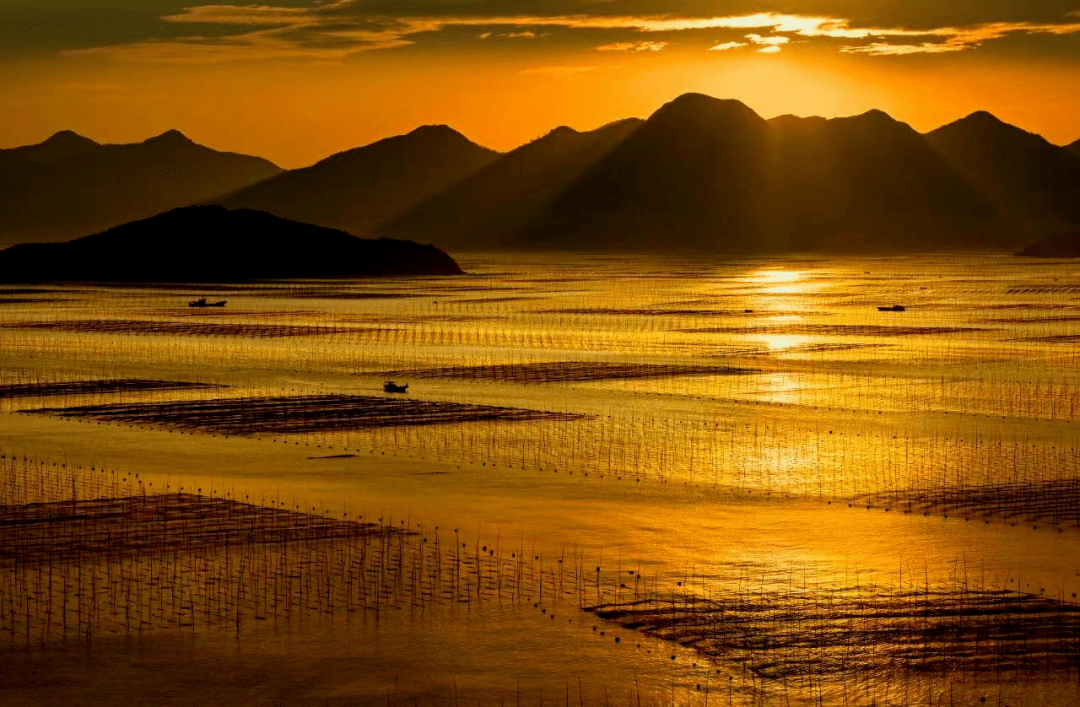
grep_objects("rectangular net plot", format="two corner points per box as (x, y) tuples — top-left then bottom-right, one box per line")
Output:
(684, 324), (988, 336)
(0, 493), (384, 566)
(586, 587), (1080, 681)
(2, 320), (383, 338)
(378, 362), (758, 384)
(25, 394), (584, 435)
(860, 479), (1080, 526)
(0, 379), (220, 400)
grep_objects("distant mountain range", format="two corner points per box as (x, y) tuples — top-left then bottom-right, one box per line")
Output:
(0, 130), (281, 245)
(4, 96), (1079, 253)
(0, 206), (462, 282)
(218, 125), (498, 238)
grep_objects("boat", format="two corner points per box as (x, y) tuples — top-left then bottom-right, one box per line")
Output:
(384, 381), (409, 393)
(877, 305), (906, 312)
(189, 298), (227, 308)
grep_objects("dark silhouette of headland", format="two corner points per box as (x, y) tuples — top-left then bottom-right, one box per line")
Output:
(1016, 232), (1080, 258)
(0, 206), (463, 283)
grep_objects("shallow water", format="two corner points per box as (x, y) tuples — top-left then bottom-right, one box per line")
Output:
(2, 252), (1080, 705)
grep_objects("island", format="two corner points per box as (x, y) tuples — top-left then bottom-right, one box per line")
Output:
(1016, 232), (1080, 258)
(0, 206), (463, 282)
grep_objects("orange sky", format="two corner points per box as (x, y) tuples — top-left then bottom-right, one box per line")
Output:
(1, 3), (1078, 167)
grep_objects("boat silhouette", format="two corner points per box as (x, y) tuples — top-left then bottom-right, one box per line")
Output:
(877, 305), (906, 312)
(383, 381), (409, 393)
(189, 298), (227, 308)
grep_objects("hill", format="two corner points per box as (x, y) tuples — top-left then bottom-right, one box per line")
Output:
(1067, 140), (1080, 158)
(0, 130), (100, 168)
(517, 94), (775, 250)
(0, 131), (282, 246)
(768, 109), (998, 251)
(0, 206), (463, 283)
(508, 96), (997, 252)
(219, 125), (498, 237)
(927, 112), (1080, 231)
(375, 119), (642, 249)
(1016, 232), (1080, 258)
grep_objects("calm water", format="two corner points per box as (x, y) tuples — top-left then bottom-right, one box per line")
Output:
(2, 252), (1080, 705)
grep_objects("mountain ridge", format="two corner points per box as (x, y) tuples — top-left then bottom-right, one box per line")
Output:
(0, 131), (282, 246)
(5, 97), (1078, 254)
(218, 125), (499, 238)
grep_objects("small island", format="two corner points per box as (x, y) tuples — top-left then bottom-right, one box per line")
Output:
(0, 205), (463, 282)
(1016, 232), (1080, 258)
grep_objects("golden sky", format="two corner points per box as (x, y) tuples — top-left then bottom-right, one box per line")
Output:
(2, 1), (1078, 167)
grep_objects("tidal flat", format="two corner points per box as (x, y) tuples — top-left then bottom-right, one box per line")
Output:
(3, 252), (1080, 706)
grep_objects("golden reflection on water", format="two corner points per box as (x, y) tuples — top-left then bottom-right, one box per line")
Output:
(4, 254), (1080, 705)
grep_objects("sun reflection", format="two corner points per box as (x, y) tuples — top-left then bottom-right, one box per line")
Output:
(759, 334), (809, 350)
(750, 269), (809, 294)
(753, 269), (802, 284)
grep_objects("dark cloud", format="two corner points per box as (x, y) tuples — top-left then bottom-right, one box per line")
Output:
(2, 0), (1079, 59)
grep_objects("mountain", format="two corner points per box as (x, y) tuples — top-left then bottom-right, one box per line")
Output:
(1067, 140), (1080, 157)
(1016, 231), (1080, 257)
(517, 94), (775, 250)
(219, 125), (498, 237)
(379, 96), (1010, 253)
(0, 130), (100, 168)
(0, 206), (462, 283)
(497, 96), (996, 252)
(0, 131), (281, 246)
(376, 119), (642, 249)
(927, 112), (1080, 232)
(767, 109), (998, 251)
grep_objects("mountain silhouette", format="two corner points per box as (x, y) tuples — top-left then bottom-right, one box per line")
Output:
(0, 130), (100, 168)
(375, 119), (642, 249)
(516, 94), (775, 250)
(390, 95), (997, 252)
(0, 206), (462, 283)
(0, 131), (281, 246)
(927, 112), (1080, 233)
(1016, 231), (1080, 257)
(219, 125), (498, 237)
(7, 96), (1079, 256)
(767, 109), (998, 251)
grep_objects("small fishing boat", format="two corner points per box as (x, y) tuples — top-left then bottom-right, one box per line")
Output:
(383, 381), (409, 393)
(189, 298), (227, 308)
(877, 305), (906, 312)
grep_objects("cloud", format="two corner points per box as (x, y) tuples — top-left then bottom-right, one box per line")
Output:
(708, 41), (746, 52)
(746, 34), (790, 46)
(757, 45), (782, 54)
(516, 65), (602, 77)
(68, 5), (1080, 63)
(840, 20), (1080, 55)
(596, 41), (668, 52)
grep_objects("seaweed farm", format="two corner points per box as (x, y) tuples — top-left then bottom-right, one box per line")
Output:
(4, 253), (1080, 705)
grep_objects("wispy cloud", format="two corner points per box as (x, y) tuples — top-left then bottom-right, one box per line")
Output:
(516, 65), (602, 77)
(840, 20), (1080, 55)
(66, 5), (1080, 63)
(596, 41), (668, 52)
(708, 41), (746, 52)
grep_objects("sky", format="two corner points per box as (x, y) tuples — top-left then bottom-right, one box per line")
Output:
(1, 0), (1078, 168)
